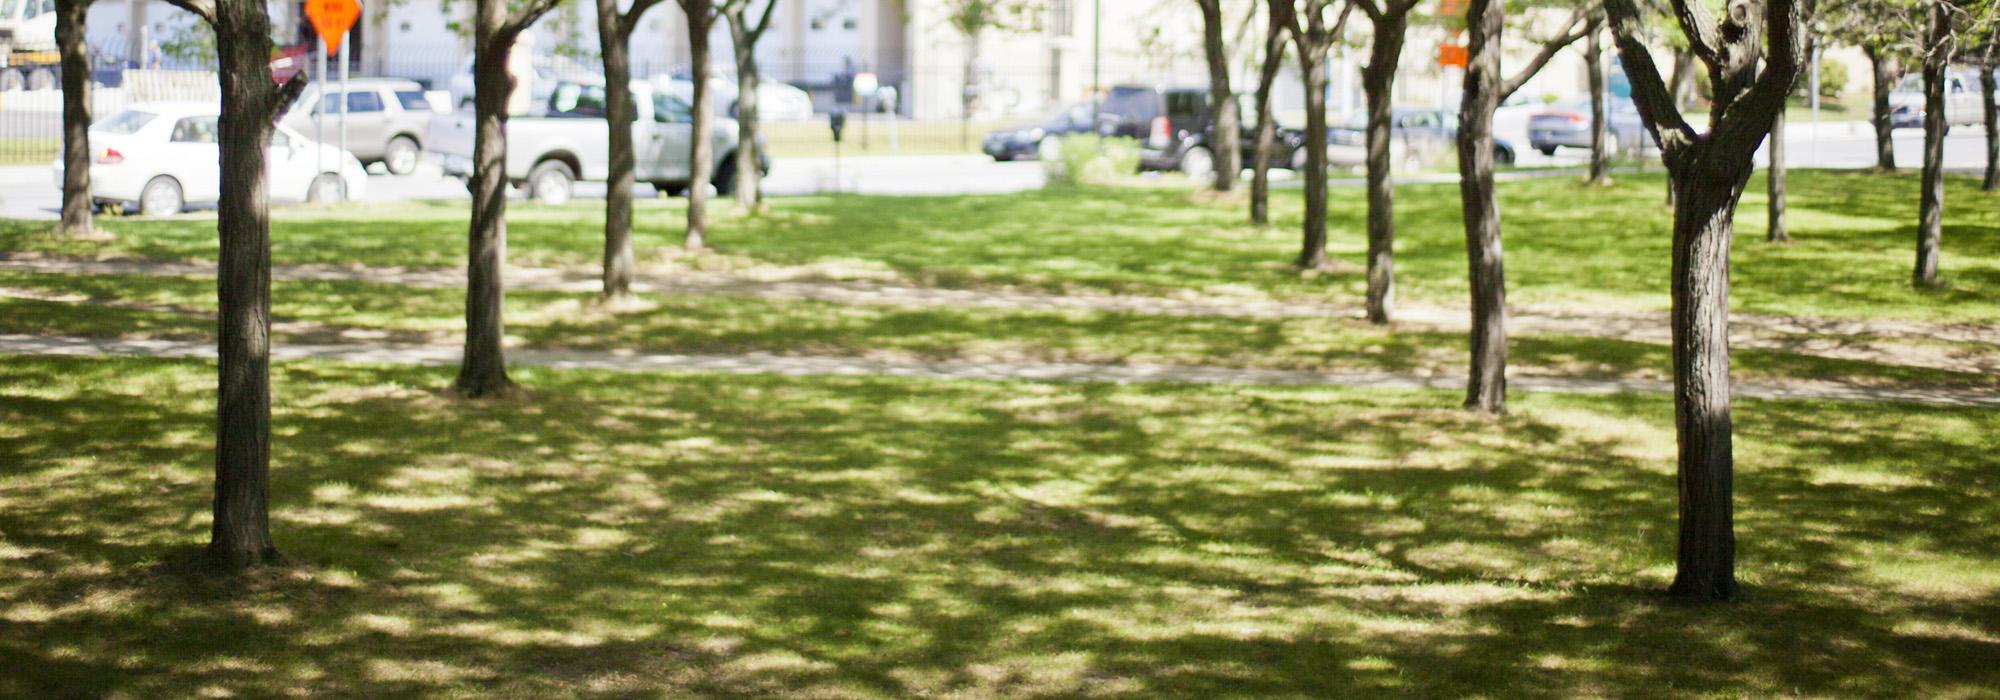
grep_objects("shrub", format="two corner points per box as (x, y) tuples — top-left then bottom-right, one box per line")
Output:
(1043, 135), (1142, 187)
(1816, 59), (1849, 98)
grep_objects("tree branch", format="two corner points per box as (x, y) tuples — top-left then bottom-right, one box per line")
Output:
(269, 71), (310, 122)
(1353, 0), (1383, 23)
(1498, 6), (1593, 99)
(1710, 0), (1808, 155)
(502, 0), (566, 41)
(1672, 0), (1723, 64)
(749, 0), (779, 39)
(162, 0), (215, 26)
(618, 0), (671, 39)
(1606, 0), (1698, 156)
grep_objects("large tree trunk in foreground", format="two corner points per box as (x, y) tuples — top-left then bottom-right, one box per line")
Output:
(1250, 1), (1285, 226)
(1361, 8), (1408, 324)
(1458, 0), (1506, 414)
(1197, 0), (1240, 192)
(1983, 67), (1997, 192)
(597, 4), (638, 299)
(683, 0), (716, 251)
(56, 0), (95, 238)
(1866, 46), (1898, 172)
(458, 1), (524, 397)
(205, 0), (300, 569)
(1767, 110), (1787, 242)
(1586, 20), (1612, 185)
(1297, 50), (1330, 268)
(1666, 173), (1744, 600)
(1913, 7), (1948, 289)
(729, 16), (765, 209)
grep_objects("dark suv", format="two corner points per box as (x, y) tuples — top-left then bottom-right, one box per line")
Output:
(1099, 84), (1303, 176)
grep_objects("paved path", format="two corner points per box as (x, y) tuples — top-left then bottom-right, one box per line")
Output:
(5, 334), (1996, 407)
(5, 254), (1994, 376)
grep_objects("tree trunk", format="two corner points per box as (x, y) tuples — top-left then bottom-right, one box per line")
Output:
(1361, 9), (1407, 324)
(457, 0), (520, 398)
(1867, 46), (1897, 173)
(1914, 5), (1948, 289)
(1586, 20), (1612, 185)
(1250, 4), (1284, 226)
(1458, 0), (1506, 414)
(1197, 0), (1240, 192)
(684, 1), (715, 251)
(209, 0), (288, 569)
(1767, 110), (1787, 242)
(1665, 169), (1744, 601)
(1983, 66), (1997, 192)
(55, 0), (95, 238)
(729, 16), (764, 210)
(1297, 49), (1329, 269)
(597, 3), (637, 299)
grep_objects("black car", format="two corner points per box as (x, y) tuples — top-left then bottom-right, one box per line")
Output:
(983, 102), (1099, 161)
(1099, 84), (1305, 176)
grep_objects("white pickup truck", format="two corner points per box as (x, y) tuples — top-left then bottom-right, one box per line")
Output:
(428, 79), (765, 204)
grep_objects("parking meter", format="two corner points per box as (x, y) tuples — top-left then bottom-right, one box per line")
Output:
(829, 109), (847, 143)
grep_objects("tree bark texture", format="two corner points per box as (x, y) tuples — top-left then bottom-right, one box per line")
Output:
(729, 10), (766, 209)
(56, 0), (95, 238)
(1586, 19), (1612, 185)
(597, 0), (638, 299)
(1361, 5), (1410, 324)
(1668, 48), (1696, 111)
(1458, 0), (1506, 413)
(1767, 110), (1787, 242)
(1867, 46), (1898, 172)
(1606, 0), (1807, 601)
(1914, 5), (1947, 288)
(1296, 43), (1329, 268)
(683, 0), (717, 250)
(458, 0), (529, 397)
(207, 0), (294, 568)
(1984, 66), (1998, 192)
(1197, 0), (1241, 192)
(1250, 0), (1287, 225)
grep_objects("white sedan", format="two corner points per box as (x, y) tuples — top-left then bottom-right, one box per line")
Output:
(55, 102), (369, 217)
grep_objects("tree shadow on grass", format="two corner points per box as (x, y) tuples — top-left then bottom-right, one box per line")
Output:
(1, 357), (1995, 697)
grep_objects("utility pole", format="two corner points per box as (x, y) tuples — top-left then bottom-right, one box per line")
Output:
(1091, 0), (1101, 129)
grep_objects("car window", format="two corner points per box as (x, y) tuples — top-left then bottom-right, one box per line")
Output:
(345, 90), (385, 113)
(550, 83), (607, 118)
(394, 90), (432, 111)
(0, 0), (17, 19)
(169, 117), (218, 144)
(653, 94), (692, 123)
(21, 0), (38, 19)
(1102, 87), (1157, 120)
(1165, 91), (1206, 118)
(98, 110), (156, 135)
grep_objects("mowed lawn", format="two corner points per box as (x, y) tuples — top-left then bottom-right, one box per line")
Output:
(2, 170), (1994, 322)
(2, 357), (1997, 698)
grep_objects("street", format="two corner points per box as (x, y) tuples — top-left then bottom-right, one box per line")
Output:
(0, 121), (1986, 220)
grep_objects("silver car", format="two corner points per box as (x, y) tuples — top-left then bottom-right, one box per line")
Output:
(280, 78), (442, 175)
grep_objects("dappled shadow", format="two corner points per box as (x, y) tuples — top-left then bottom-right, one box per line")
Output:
(2, 357), (1995, 696)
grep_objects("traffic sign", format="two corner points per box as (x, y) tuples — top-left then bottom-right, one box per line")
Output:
(305, 0), (363, 54)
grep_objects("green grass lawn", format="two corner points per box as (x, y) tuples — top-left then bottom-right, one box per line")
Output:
(4, 170), (1993, 323)
(2, 269), (1990, 390)
(1, 357), (1995, 697)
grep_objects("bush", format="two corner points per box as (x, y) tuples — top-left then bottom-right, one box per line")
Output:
(1816, 59), (1849, 98)
(1043, 135), (1142, 187)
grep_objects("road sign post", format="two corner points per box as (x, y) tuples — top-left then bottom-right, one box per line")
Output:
(306, 0), (363, 194)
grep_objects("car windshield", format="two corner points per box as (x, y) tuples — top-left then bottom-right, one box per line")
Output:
(96, 110), (157, 135)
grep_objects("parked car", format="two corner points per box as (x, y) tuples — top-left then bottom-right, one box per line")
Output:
(1529, 98), (1647, 156)
(279, 78), (443, 175)
(1098, 84), (1306, 176)
(1299, 107), (1517, 173)
(983, 102), (1097, 161)
(446, 55), (594, 112)
(56, 102), (368, 216)
(428, 78), (766, 205)
(1888, 68), (1992, 129)
(652, 77), (817, 123)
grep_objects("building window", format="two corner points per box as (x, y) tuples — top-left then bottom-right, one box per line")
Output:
(1050, 0), (1073, 36)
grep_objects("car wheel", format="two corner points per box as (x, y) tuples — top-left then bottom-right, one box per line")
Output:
(528, 160), (575, 205)
(383, 136), (421, 176)
(653, 182), (687, 198)
(138, 176), (184, 217)
(0, 70), (23, 92)
(1037, 136), (1062, 161)
(1180, 146), (1215, 179)
(308, 173), (347, 203)
(1494, 144), (1516, 165)
(1537, 145), (1557, 157)
(26, 69), (56, 91)
(712, 156), (738, 197)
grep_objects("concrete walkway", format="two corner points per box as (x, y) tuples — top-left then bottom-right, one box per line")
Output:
(6, 334), (1996, 407)
(5, 254), (1995, 376)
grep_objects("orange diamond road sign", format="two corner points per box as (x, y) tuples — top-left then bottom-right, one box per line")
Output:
(1438, 44), (1468, 68)
(306, 0), (363, 54)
